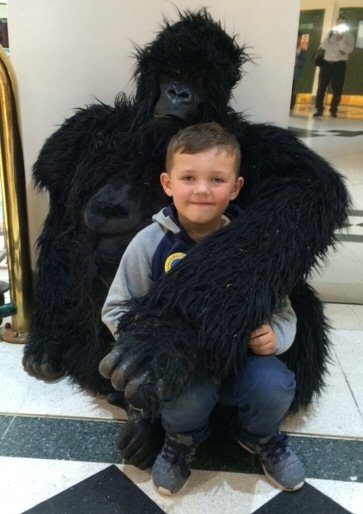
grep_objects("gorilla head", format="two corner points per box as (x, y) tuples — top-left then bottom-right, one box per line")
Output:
(84, 9), (251, 244)
(133, 9), (249, 123)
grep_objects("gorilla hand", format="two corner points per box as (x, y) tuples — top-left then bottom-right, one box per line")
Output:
(99, 335), (162, 411)
(117, 408), (164, 469)
(22, 339), (65, 381)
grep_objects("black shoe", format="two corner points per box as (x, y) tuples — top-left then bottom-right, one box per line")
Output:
(330, 111), (337, 118)
(313, 111), (323, 118)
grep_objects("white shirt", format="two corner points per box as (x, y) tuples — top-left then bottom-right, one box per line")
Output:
(321, 30), (355, 62)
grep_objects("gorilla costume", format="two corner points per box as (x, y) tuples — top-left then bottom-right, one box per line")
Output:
(23, 9), (349, 467)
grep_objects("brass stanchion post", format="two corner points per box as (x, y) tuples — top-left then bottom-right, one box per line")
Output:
(0, 46), (32, 343)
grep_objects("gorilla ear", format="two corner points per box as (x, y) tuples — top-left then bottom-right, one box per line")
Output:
(160, 172), (173, 197)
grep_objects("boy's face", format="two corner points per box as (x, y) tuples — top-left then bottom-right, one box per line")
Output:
(160, 148), (243, 235)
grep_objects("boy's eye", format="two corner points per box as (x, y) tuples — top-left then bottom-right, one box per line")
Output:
(212, 177), (225, 183)
(182, 176), (194, 181)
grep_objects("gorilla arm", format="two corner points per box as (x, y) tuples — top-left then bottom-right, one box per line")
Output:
(100, 124), (350, 407)
(33, 102), (120, 194)
(23, 99), (133, 381)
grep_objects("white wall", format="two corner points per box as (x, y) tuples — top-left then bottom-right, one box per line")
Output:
(7, 0), (300, 266)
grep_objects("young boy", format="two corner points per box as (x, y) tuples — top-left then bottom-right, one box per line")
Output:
(102, 122), (305, 495)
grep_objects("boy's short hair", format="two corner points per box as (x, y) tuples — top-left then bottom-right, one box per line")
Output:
(166, 122), (241, 174)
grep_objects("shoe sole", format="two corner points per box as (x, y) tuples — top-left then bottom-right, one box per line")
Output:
(153, 476), (190, 496)
(237, 441), (305, 492)
(155, 486), (174, 496)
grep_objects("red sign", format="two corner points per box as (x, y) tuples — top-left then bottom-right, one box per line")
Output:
(300, 33), (309, 50)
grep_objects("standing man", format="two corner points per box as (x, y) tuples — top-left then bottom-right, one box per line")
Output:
(313, 16), (355, 118)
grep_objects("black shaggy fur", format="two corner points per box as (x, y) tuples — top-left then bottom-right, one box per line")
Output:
(24, 8), (349, 420)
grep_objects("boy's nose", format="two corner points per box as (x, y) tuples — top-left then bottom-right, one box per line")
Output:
(194, 180), (210, 193)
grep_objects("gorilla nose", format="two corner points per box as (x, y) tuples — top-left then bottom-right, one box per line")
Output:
(167, 84), (193, 104)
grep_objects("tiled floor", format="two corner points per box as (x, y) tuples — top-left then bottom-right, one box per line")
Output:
(0, 105), (362, 513)
(289, 104), (363, 305)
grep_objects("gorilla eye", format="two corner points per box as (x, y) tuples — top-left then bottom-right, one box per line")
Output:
(160, 72), (182, 84)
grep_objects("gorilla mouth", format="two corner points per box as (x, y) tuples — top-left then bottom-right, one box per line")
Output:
(152, 114), (187, 130)
(153, 113), (183, 121)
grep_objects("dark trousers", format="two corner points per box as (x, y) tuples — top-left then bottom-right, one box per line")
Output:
(161, 356), (296, 441)
(315, 61), (347, 114)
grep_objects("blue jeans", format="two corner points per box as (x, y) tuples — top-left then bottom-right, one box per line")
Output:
(160, 356), (296, 441)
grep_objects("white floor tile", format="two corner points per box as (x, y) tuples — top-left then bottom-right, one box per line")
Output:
(290, 113), (363, 303)
(324, 304), (363, 330)
(0, 457), (109, 514)
(120, 464), (279, 514)
(282, 329), (363, 438)
(309, 242), (363, 304)
(0, 343), (125, 421)
(350, 185), (363, 210)
(331, 329), (363, 415)
(282, 376), (363, 437)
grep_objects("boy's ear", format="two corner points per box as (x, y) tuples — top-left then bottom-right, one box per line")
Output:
(230, 176), (244, 199)
(160, 172), (173, 197)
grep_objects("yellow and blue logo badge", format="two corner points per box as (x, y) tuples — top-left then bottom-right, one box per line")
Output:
(164, 252), (186, 273)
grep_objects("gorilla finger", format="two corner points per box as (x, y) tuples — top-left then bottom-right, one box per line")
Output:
(124, 424), (164, 468)
(39, 360), (65, 381)
(22, 354), (40, 375)
(110, 356), (148, 391)
(118, 430), (147, 460)
(117, 427), (135, 453)
(22, 354), (62, 381)
(99, 346), (125, 378)
(124, 370), (154, 400)
(106, 391), (128, 409)
(124, 445), (157, 469)
(22, 354), (37, 375)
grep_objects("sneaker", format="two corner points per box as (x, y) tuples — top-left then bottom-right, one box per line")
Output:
(313, 111), (323, 118)
(152, 428), (209, 495)
(238, 432), (305, 491)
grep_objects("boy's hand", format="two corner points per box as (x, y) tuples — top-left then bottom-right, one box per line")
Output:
(249, 324), (276, 355)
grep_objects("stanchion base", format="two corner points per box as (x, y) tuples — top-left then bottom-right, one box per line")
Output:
(0, 323), (28, 344)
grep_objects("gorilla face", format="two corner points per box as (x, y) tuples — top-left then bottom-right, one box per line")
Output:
(133, 9), (248, 121)
(153, 78), (202, 123)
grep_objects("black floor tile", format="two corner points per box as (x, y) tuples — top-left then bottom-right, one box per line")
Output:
(21, 465), (166, 514)
(0, 414), (14, 437)
(0, 416), (123, 463)
(253, 482), (352, 513)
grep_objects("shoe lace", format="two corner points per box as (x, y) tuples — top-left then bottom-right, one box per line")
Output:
(259, 432), (290, 464)
(162, 436), (196, 468)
